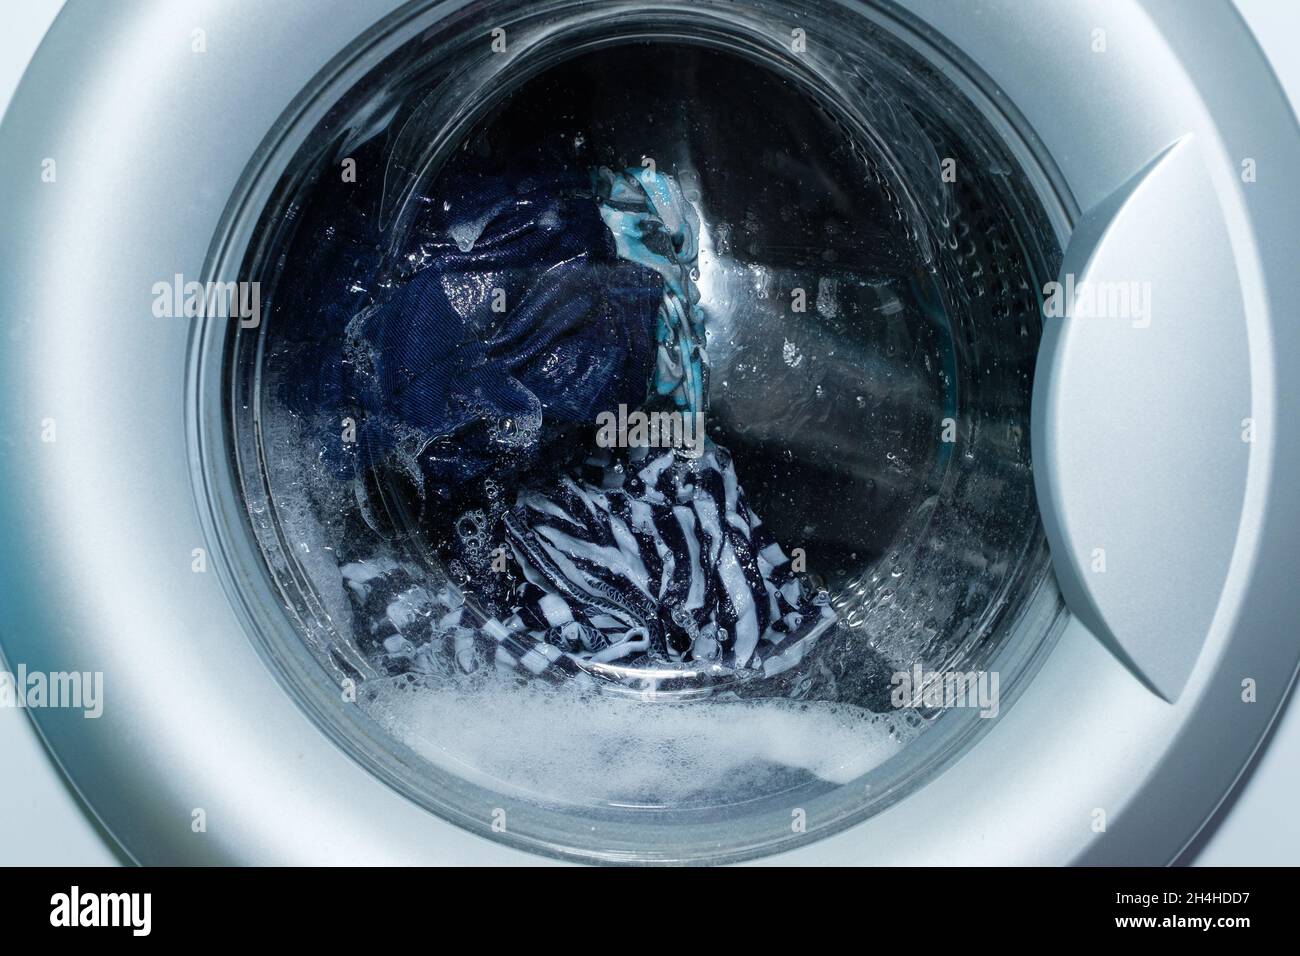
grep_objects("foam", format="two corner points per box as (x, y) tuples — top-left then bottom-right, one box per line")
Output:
(364, 679), (917, 807)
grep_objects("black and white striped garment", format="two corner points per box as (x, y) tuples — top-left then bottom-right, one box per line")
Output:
(338, 441), (833, 689)
(501, 441), (834, 682)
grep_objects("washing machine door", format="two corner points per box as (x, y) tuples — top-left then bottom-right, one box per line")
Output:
(775, 0), (1300, 865)
(1, 0), (1298, 865)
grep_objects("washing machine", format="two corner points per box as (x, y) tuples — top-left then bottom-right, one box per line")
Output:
(2, 0), (1299, 867)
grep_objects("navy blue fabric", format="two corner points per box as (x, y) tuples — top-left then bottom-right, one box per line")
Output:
(268, 137), (388, 442)
(344, 167), (664, 502)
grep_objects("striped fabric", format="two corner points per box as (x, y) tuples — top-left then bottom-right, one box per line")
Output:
(340, 441), (834, 691)
(504, 442), (833, 681)
(335, 164), (833, 692)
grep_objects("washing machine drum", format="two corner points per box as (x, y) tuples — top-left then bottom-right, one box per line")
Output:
(2, 0), (1298, 865)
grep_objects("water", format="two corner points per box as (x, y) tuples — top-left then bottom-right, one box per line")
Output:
(232, 12), (1060, 854)
(366, 673), (921, 808)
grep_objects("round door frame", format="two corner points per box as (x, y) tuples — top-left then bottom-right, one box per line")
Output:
(0, 0), (1296, 864)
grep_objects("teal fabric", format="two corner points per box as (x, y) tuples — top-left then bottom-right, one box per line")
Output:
(593, 167), (709, 415)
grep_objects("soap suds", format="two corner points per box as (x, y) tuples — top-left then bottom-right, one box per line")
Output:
(365, 678), (917, 807)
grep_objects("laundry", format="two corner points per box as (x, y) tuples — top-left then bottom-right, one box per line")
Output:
(502, 443), (835, 680)
(341, 164), (664, 503)
(343, 454), (835, 688)
(593, 166), (709, 415)
(337, 161), (834, 690)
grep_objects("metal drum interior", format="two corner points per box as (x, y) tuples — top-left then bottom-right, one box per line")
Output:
(217, 0), (1066, 862)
